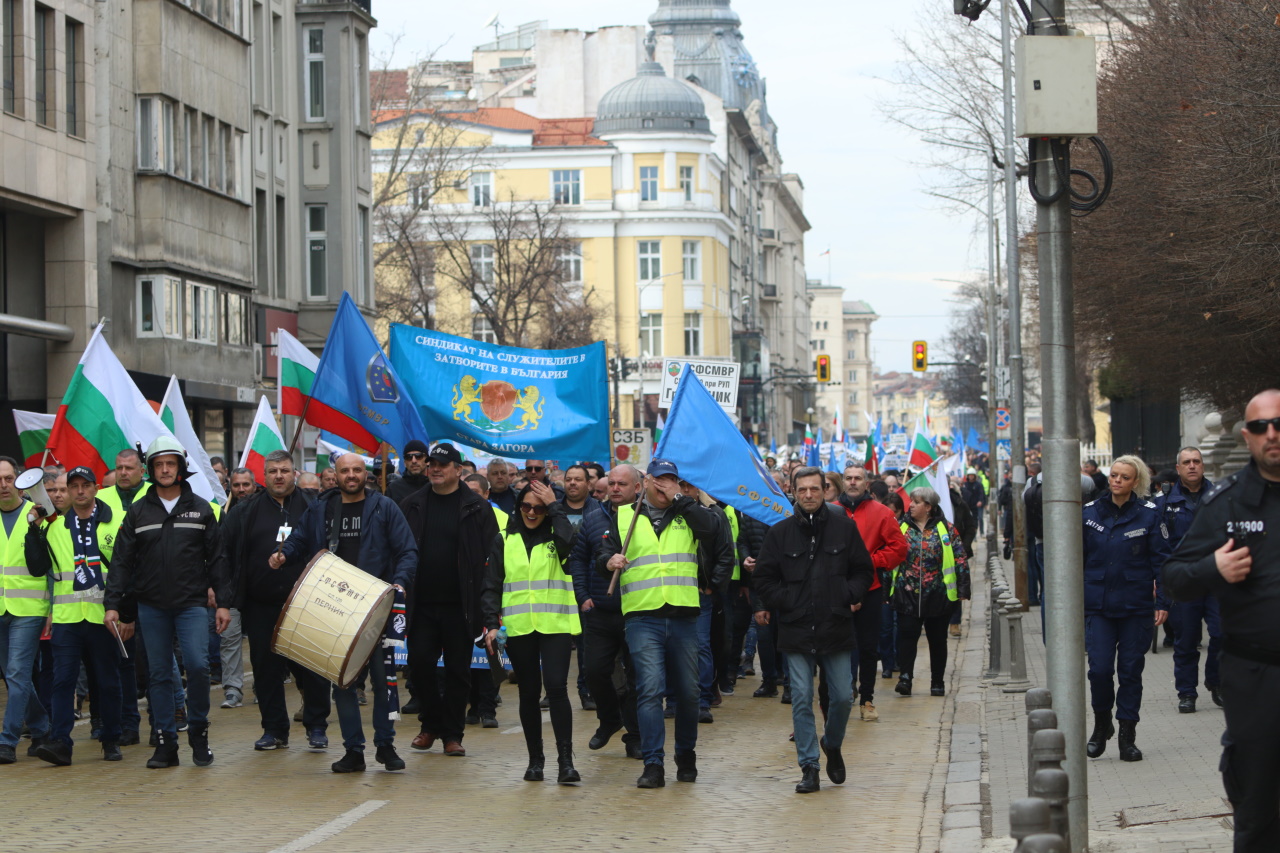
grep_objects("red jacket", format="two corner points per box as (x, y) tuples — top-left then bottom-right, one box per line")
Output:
(838, 494), (909, 591)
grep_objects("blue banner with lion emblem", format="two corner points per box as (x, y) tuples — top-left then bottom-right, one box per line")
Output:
(312, 293), (431, 455)
(388, 325), (610, 463)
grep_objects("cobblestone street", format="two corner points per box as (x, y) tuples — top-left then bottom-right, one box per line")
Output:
(1, 631), (960, 853)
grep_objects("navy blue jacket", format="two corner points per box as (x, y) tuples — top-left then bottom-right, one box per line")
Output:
(1154, 479), (1211, 549)
(1082, 492), (1172, 615)
(569, 498), (621, 612)
(279, 487), (417, 590)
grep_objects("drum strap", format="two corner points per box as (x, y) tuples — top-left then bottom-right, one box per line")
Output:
(326, 495), (343, 553)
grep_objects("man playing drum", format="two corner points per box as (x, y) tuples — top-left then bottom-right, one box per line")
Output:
(226, 449), (331, 752)
(271, 453), (417, 774)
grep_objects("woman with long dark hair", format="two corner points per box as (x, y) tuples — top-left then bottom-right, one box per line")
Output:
(891, 487), (970, 697)
(482, 480), (581, 784)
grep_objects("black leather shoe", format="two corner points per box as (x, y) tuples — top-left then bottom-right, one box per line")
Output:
(465, 713), (480, 726)
(481, 714), (499, 728)
(589, 722), (623, 750)
(1178, 696), (1196, 713)
(636, 763), (665, 788)
(780, 686), (792, 705)
(0, 745), (15, 764)
(698, 708), (713, 724)
(895, 675), (912, 696)
(118, 729), (140, 747)
(820, 737), (845, 784)
(675, 750), (697, 783)
(101, 742), (122, 762)
(331, 749), (366, 773)
(753, 682), (778, 698)
(36, 740), (73, 766)
(579, 692), (597, 711)
(1210, 687), (1223, 707)
(795, 764), (821, 793)
(882, 668), (893, 679)
(1117, 720), (1142, 762)
(931, 682), (945, 697)
(1086, 713), (1114, 759)
(524, 753), (544, 781)
(624, 741), (643, 760)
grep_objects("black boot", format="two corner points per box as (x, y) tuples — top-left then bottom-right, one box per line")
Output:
(1117, 720), (1142, 762)
(146, 732), (180, 769)
(524, 744), (545, 782)
(795, 763), (821, 794)
(895, 674), (912, 696)
(780, 686), (792, 704)
(188, 723), (213, 767)
(674, 749), (697, 783)
(556, 742), (581, 785)
(1086, 712), (1114, 759)
(752, 681), (778, 698)
(375, 744), (405, 771)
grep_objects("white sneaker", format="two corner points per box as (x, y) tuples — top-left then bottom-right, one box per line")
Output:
(221, 690), (243, 709)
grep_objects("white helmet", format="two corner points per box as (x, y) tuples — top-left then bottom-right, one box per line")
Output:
(143, 436), (188, 481)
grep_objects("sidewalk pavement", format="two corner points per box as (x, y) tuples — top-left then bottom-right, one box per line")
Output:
(936, 545), (1234, 852)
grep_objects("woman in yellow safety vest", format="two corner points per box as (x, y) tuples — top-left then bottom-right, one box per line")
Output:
(482, 479), (581, 785)
(890, 486), (970, 698)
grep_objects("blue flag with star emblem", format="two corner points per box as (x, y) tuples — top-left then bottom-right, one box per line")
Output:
(311, 292), (430, 455)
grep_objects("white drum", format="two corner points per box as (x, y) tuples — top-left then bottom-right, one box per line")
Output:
(272, 550), (394, 689)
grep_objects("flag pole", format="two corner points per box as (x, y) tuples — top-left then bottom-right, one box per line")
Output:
(379, 443), (389, 494)
(286, 396), (312, 456)
(607, 493), (644, 597)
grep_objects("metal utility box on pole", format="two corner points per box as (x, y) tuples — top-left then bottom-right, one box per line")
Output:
(1017, 7), (1097, 852)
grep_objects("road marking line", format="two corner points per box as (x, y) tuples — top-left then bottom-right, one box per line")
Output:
(268, 800), (389, 853)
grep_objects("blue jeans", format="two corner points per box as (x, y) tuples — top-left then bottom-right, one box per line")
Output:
(137, 604), (210, 737)
(0, 613), (50, 746)
(1027, 538), (1044, 604)
(879, 599), (898, 673)
(789, 650), (853, 768)
(1086, 613), (1150, 722)
(742, 620), (758, 673)
(697, 593), (714, 709)
(626, 615), (699, 766)
(334, 651), (394, 751)
(51, 621), (122, 748)
(1172, 595), (1222, 698)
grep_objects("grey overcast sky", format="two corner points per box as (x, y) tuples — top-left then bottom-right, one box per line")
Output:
(369, 0), (984, 373)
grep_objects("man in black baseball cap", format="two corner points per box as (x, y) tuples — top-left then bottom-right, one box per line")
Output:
(388, 440), (430, 504)
(398, 442), (499, 757)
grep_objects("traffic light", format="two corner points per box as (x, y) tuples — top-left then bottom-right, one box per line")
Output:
(815, 354), (831, 382)
(912, 341), (928, 372)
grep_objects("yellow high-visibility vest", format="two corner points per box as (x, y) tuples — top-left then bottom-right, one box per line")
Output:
(45, 505), (122, 624)
(500, 531), (580, 637)
(0, 500), (48, 617)
(616, 503), (699, 615)
(892, 521), (957, 602)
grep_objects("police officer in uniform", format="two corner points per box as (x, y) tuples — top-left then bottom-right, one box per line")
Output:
(1156, 447), (1219, 712)
(1165, 389), (1280, 852)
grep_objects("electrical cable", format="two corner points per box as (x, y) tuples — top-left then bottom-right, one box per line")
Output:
(1025, 136), (1114, 214)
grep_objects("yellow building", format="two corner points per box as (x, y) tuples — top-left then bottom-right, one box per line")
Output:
(371, 58), (734, 429)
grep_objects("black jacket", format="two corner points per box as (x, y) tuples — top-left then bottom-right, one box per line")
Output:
(752, 504), (875, 654)
(278, 487), (417, 590)
(399, 482), (500, 635)
(1164, 460), (1280, 651)
(569, 498), (621, 611)
(387, 471), (429, 504)
(594, 494), (719, 620)
(700, 504), (736, 593)
(949, 488), (977, 558)
(480, 503), (575, 629)
(225, 487), (315, 608)
(105, 481), (232, 613)
(736, 512), (770, 590)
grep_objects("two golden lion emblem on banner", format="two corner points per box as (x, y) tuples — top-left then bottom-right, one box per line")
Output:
(451, 376), (545, 432)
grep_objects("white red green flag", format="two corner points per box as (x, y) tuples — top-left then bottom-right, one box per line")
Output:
(239, 396), (286, 486)
(276, 328), (378, 452)
(908, 419), (937, 470)
(160, 377), (227, 505)
(12, 410), (54, 468)
(46, 325), (214, 503)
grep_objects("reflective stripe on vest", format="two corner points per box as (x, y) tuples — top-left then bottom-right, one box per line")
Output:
(616, 504), (699, 614)
(46, 509), (122, 624)
(892, 521), (958, 602)
(727, 506), (742, 582)
(500, 532), (580, 637)
(0, 500), (48, 617)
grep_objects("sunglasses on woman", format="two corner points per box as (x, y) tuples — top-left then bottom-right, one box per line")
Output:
(519, 503), (547, 515)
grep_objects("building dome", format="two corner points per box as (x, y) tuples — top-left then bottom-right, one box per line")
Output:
(594, 61), (711, 136)
(649, 0), (741, 30)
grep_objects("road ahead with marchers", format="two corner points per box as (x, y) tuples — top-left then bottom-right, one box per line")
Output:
(0, 635), (963, 852)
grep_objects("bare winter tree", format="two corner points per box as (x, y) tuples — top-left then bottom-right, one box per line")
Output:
(428, 192), (602, 349)
(370, 46), (490, 330)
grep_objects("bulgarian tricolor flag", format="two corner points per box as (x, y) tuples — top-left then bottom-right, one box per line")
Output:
(13, 410), (54, 468)
(908, 419), (938, 470)
(47, 325), (209, 498)
(277, 328), (378, 453)
(239, 396), (286, 486)
(160, 377), (227, 504)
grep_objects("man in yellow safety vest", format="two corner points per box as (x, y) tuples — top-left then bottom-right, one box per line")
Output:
(598, 458), (718, 789)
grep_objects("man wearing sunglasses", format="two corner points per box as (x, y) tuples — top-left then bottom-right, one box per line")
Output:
(1165, 389), (1280, 852)
(524, 460), (565, 502)
(398, 443), (500, 758)
(387, 440), (431, 504)
(597, 459), (719, 788)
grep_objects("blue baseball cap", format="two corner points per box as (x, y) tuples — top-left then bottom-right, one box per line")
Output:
(647, 458), (679, 479)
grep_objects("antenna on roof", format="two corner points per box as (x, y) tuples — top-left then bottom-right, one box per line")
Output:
(483, 12), (500, 42)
